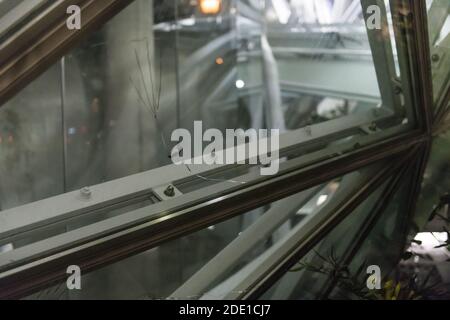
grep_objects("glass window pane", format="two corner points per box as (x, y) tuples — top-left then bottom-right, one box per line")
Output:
(23, 203), (273, 299)
(0, 0), (423, 299)
(168, 162), (384, 300)
(0, 0), (415, 211)
(237, 0), (382, 129)
(20, 162), (380, 299)
(415, 136), (450, 230)
(260, 164), (413, 300)
(62, 0), (174, 188)
(0, 64), (63, 211)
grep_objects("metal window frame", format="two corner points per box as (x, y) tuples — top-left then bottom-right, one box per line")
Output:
(224, 0), (436, 300)
(0, 0), (439, 300)
(170, 145), (418, 300)
(225, 0), (437, 300)
(215, 156), (411, 300)
(317, 148), (419, 299)
(0, 108), (406, 243)
(0, 0), (134, 107)
(0, 128), (425, 299)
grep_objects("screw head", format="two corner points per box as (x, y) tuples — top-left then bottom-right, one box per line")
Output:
(80, 187), (92, 199)
(432, 54), (440, 62)
(164, 185), (175, 197)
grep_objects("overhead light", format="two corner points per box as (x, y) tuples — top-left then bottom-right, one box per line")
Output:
(235, 79), (245, 89)
(199, 0), (221, 15)
(215, 57), (224, 65)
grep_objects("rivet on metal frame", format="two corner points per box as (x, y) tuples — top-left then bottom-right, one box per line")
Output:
(164, 185), (176, 197)
(80, 187), (92, 200)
